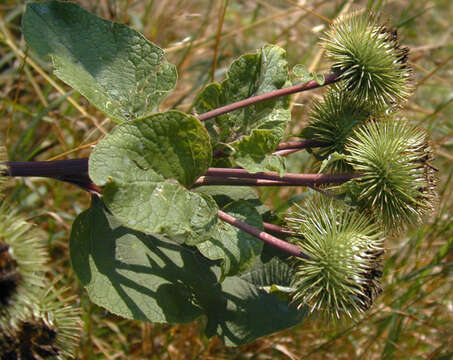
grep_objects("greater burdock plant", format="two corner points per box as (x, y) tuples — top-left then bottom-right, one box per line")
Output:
(0, 0), (438, 349)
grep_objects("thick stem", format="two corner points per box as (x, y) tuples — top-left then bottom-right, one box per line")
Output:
(2, 159), (100, 194)
(2, 159), (325, 259)
(4, 158), (88, 177)
(197, 71), (342, 121)
(218, 210), (309, 259)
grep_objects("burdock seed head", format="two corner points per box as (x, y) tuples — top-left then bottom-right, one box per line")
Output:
(286, 196), (384, 320)
(321, 11), (413, 111)
(0, 202), (49, 330)
(344, 119), (437, 232)
(0, 286), (82, 360)
(301, 84), (373, 171)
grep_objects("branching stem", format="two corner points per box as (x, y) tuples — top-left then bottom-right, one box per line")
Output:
(3, 160), (359, 189)
(2, 160), (311, 259)
(2, 160), (340, 260)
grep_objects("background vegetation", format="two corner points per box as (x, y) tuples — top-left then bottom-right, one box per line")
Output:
(0, 0), (451, 358)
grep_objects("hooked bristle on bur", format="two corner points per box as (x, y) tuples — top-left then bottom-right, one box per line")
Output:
(286, 196), (384, 320)
(321, 11), (413, 111)
(301, 84), (373, 172)
(344, 119), (437, 232)
(0, 286), (82, 360)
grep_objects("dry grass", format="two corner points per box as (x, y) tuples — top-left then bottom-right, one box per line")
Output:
(0, 0), (451, 359)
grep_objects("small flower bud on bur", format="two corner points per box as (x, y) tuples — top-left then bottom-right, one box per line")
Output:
(286, 196), (384, 320)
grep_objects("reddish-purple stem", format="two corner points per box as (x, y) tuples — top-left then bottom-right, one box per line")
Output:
(197, 71), (342, 122)
(4, 160), (346, 259)
(272, 139), (330, 156)
(3, 160), (358, 189)
(2, 160), (311, 259)
(202, 168), (358, 185)
(275, 139), (328, 150)
(272, 148), (302, 156)
(2, 158), (100, 194)
(193, 177), (300, 187)
(213, 139), (328, 158)
(4, 158), (88, 177)
(263, 222), (289, 235)
(218, 210), (309, 259)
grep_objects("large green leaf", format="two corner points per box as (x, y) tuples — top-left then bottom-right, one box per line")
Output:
(196, 200), (263, 278)
(22, 1), (177, 122)
(70, 197), (307, 346)
(89, 111), (216, 244)
(104, 182), (218, 245)
(194, 45), (290, 174)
